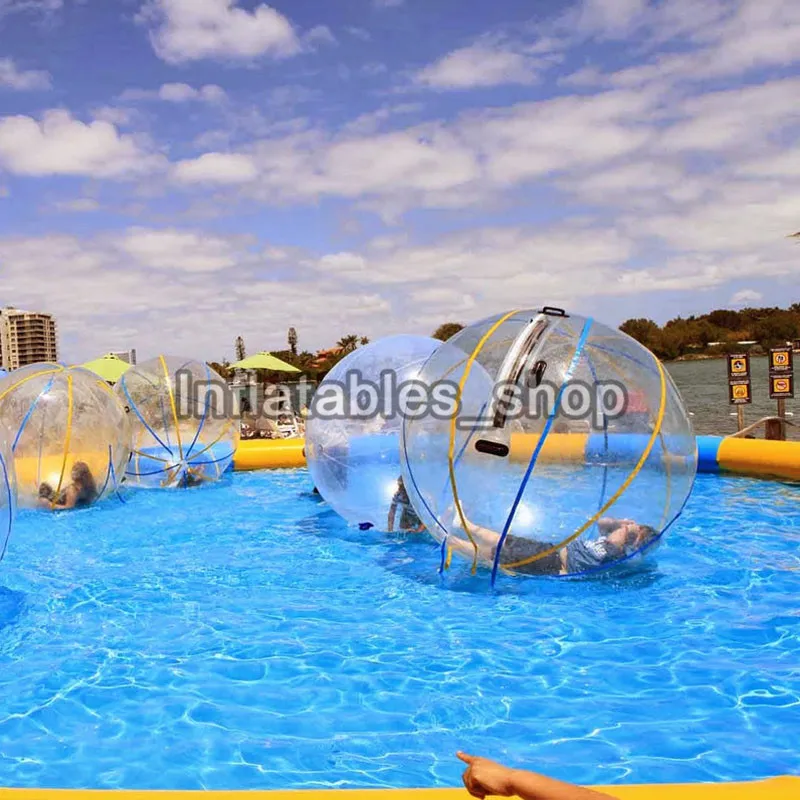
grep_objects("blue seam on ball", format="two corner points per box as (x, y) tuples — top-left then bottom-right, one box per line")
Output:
(490, 317), (594, 586)
(12, 374), (56, 453)
(121, 379), (175, 456)
(0, 450), (13, 562)
(186, 361), (212, 461)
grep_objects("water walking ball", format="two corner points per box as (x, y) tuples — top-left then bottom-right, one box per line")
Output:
(400, 307), (698, 581)
(0, 364), (131, 509)
(305, 334), (441, 531)
(0, 428), (16, 558)
(115, 356), (239, 488)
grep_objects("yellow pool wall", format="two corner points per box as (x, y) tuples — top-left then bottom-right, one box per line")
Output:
(0, 775), (796, 799)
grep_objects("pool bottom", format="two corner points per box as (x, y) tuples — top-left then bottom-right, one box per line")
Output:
(0, 776), (796, 798)
(3, 468), (798, 791)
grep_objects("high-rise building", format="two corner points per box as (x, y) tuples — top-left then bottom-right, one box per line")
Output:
(110, 349), (137, 365)
(0, 306), (59, 371)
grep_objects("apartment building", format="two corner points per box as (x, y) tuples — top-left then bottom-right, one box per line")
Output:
(0, 306), (58, 371)
(110, 349), (137, 365)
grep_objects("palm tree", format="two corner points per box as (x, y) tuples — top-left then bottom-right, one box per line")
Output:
(337, 334), (360, 354)
(433, 322), (464, 341)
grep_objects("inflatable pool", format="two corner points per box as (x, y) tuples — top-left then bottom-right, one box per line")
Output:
(232, 435), (800, 483)
(0, 777), (795, 798)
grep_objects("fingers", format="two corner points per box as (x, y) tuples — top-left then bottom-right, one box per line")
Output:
(456, 751), (474, 764)
(461, 767), (485, 799)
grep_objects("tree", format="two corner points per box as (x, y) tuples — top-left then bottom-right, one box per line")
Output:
(208, 360), (233, 381)
(235, 336), (246, 362)
(337, 334), (361, 354)
(706, 309), (742, 331)
(433, 322), (464, 341)
(619, 318), (661, 351)
(288, 327), (298, 356)
(753, 312), (799, 351)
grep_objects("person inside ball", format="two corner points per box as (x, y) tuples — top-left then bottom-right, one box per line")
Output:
(38, 461), (98, 510)
(387, 476), (426, 534)
(445, 512), (657, 575)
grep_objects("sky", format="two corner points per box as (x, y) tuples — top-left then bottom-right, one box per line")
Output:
(0, 0), (799, 364)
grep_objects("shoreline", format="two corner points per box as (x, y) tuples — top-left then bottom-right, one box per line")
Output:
(668, 349), (800, 364)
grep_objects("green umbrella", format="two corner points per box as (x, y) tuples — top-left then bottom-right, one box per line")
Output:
(231, 351), (300, 372)
(81, 353), (132, 383)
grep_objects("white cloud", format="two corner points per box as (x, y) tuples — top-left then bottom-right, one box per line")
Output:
(172, 152), (258, 185)
(731, 289), (763, 305)
(0, 0), (61, 17)
(470, 87), (659, 186)
(0, 57), (51, 90)
(0, 209), (797, 365)
(118, 227), (249, 272)
(303, 25), (336, 47)
(138, 0), (301, 64)
(173, 124), (481, 209)
(0, 110), (164, 178)
(165, 71), (799, 221)
(91, 106), (138, 127)
(120, 83), (227, 103)
(415, 41), (545, 89)
(2, 0), (798, 351)
(571, 0), (649, 38)
(317, 252), (369, 278)
(162, 82), (227, 103)
(54, 198), (101, 213)
(557, 0), (800, 87)
(340, 103), (422, 136)
(0, 229), (394, 361)
(346, 26), (371, 41)
(655, 78), (800, 155)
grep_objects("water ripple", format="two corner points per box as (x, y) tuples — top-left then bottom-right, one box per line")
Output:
(0, 471), (797, 789)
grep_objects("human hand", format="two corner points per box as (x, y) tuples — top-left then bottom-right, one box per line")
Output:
(457, 752), (517, 798)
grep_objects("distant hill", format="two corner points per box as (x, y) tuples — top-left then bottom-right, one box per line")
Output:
(620, 303), (800, 361)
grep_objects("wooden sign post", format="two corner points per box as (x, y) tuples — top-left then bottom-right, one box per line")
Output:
(727, 353), (751, 432)
(768, 346), (794, 440)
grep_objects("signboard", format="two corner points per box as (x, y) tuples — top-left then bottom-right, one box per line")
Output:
(728, 354), (750, 378)
(770, 375), (794, 399)
(728, 381), (752, 405)
(769, 347), (794, 399)
(769, 346), (793, 374)
(727, 353), (751, 405)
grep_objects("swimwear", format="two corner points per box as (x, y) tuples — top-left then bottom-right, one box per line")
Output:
(498, 535), (562, 575)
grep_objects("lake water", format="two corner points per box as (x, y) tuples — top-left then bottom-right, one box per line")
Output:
(667, 357), (798, 440)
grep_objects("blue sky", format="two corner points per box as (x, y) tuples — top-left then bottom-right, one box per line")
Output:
(0, 0), (799, 363)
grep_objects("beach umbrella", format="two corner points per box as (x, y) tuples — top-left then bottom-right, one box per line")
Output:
(230, 352), (300, 372)
(80, 353), (132, 384)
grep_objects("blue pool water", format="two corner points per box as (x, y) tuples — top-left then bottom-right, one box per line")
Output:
(0, 469), (798, 790)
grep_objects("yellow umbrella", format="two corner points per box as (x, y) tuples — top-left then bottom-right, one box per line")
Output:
(80, 353), (132, 383)
(230, 352), (300, 372)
